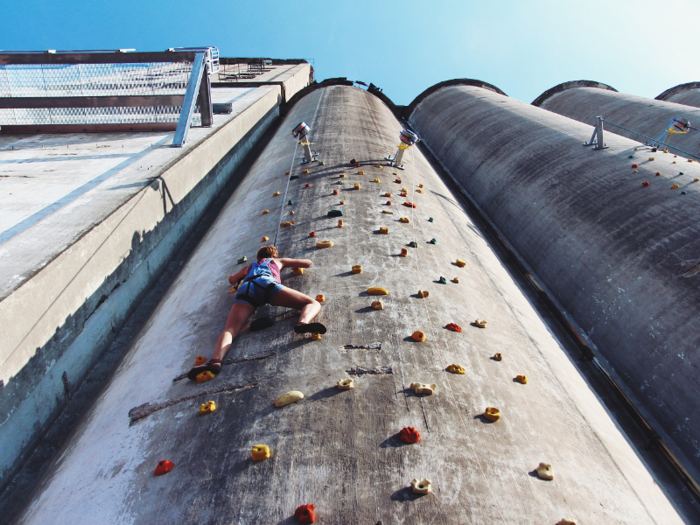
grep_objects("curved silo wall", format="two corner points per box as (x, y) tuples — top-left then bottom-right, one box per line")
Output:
(14, 85), (683, 525)
(538, 86), (700, 160)
(409, 84), (700, 481)
(656, 82), (700, 108)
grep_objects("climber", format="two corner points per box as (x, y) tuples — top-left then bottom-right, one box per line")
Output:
(187, 245), (325, 380)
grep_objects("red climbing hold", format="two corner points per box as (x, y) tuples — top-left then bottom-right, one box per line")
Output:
(154, 460), (174, 476)
(446, 323), (463, 332)
(631, 164), (638, 169)
(642, 181), (650, 187)
(333, 189), (339, 195)
(295, 504), (316, 524)
(394, 178), (402, 183)
(403, 202), (417, 208)
(386, 200), (392, 205)
(655, 172), (661, 176)
(398, 427), (421, 444)
(305, 183), (311, 188)
(309, 232), (317, 237)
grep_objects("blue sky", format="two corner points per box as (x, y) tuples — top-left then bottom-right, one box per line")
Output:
(2, 0), (700, 105)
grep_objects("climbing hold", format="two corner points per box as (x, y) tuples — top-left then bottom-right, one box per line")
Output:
(438, 276), (447, 284)
(261, 236), (269, 242)
(419, 183), (424, 188)
(400, 248), (409, 257)
(333, 189), (339, 195)
(417, 290), (429, 298)
(656, 172), (661, 176)
(309, 231), (317, 237)
(280, 221), (294, 228)
(238, 256), (248, 264)
(199, 401), (217, 414)
(410, 382), (435, 394)
(316, 294), (325, 302)
(262, 210), (269, 215)
(274, 391), (305, 407)
(483, 407), (501, 422)
(455, 259), (466, 268)
(399, 427), (421, 443)
(671, 184), (680, 189)
(196, 371), (215, 383)
(374, 164), (383, 168)
(338, 219), (344, 228)
(649, 157), (655, 161)
(633, 170), (638, 173)
(354, 183), (361, 190)
(273, 191), (280, 196)
(631, 164), (638, 169)
(556, 520), (577, 525)
(682, 190), (688, 194)
(379, 226), (389, 234)
(154, 460), (174, 476)
(474, 319), (487, 328)
(339, 200), (345, 205)
(493, 353), (503, 361)
(293, 268), (304, 276)
(339, 173), (346, 178)
(352, 265), (362, 274)
(428, 238), (437, 244)
(411, 479), (433, 495)
(228, 286), (237, 293)
(400, 192), (408, 197)
(673, 161), (677, 164)
(428, 217), (433, 222)
(302, 169), (309, 174)
(357, 170), (365, 175)
(251, 445), (271, 461)
(445, 323), (462, 332)
(386, 200), (392, 205)
(399, 217), (410, 223)
(641, 181), (650, 187)
(411, 331), (426, 342)
(288, 200), (294, 205)
(373, 178), (381, 183)
(305, 183), (311, 188)
(691, 159), (695, 163)
(285, 170), (291, 175)
(289, 211), (295, 215)
(384, 192), (392, 197)
(290, 175), (300, 180)
(367, 287), (389, 295)
(312, 332), (322, 341)
(453, 277), (459, 283)
(194, 355), (207, 366)
(408, 241), (418, 248)
(295, 504), (316, 524)
(394, 178), (402, 183)
(337, 378), (356, 390)
(695, 178), (700, 182)
(316, 240), (334, 248)
(515, 375), (528, 384)
(416, 189), (423, 194)
(334, 180), (345, 185)
(371, 300), (384, 310)
(382, 210), (394, 214)
(401, 187), (408, 192)
(318, 161), (325, 166)
(536, 462), (554, 480)
(328, 209), (344, 217)
(447, 363), (466, 374)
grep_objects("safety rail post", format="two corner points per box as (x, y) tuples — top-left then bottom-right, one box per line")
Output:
(583, 115), (608, 150)
(172, 52), (206, 148)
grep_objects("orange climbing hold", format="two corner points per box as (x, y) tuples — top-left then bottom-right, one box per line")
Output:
(316, 294), (325, 302)
(262, 210), (269, 215)
(285, 171), (290, 175)
(386, 200), (392, 205)
(631, 164), (638, 169)
(515, 375), (528, 384)
(655, 172), (661, 176)
(309, 231), (316, 237)
(352, 265), (362, 274)
(312, 332), (322, 341)
(384, 192), (392, 197)
(273, 191), (280, 196)
(339, 173), (346, 178)
(194, 355), (207, 366)
(293, 268), (304, 276)
(354, 183), (361, 190)
(379, 226), (389, 234)
(446, 323), (462, 332)
(419, 183), (424, 188)
(280, 221), (294, 228)
(394, 178), (402, 183)
(398, 427), (421, 444)
(400, 191), (408, 197)
(305, 183), (311, 188)
(289, 211), (295, 215)
(338, 219), (344, 228)
(403, 202), (417, 208)
(339, 200), (345, 205)
(400, 248), (409, 257)
(333, 189), (339, 195)
(493, 353), (503, 361)
(295, 504), (316, 524)
(154, 460), (174, 476)
(642, 181), (650, 187)
(302, 169), (309, 174)
(412, 330), (426, 342)
(417, 290), (429, 298)
(261, 236), (269, 242)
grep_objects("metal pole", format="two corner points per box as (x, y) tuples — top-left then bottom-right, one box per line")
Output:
(594, 115), (607, 150)
(301, 133), (313, 164)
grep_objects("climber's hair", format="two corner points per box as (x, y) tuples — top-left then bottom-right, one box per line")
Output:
(257, 245), (279, 261)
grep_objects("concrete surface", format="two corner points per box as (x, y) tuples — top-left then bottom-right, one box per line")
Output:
(656, 82), (700, 108)
(14, 85), (685, 524)
(536, 84), (700, 160)
(0, 63), (311, 499)
(409, 84), (700, 483)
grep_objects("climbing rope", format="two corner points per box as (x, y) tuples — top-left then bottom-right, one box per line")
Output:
(601, 119), (700, 161)
(407, 148), (508, 525)
(273, 141), (299, 246)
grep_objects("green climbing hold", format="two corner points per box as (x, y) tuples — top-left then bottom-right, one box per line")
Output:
(681, 190), (688, 194)
(334, 181), (345, 185)
(319, 160), (325, 165)
(327, 209), (344, 217)
(408, 241), (418, 248)
(429, 238), (437, 245)
(438, 276), (447, 284)
(288, 200), (294, 205)
(238, 256), (248, 264)
(428, 217), (434, 222)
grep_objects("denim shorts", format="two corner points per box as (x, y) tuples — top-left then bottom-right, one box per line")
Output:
(234, 276), (284, 309)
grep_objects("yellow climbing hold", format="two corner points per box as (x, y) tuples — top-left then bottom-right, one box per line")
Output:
(261, 236), (269, 242)
(367, 287), (389, 295)
(671, 184), (680, 189)
(339, 173), (346, 178)
(474, 319), (487, 328)
(411, 331), (426, 342)
(274, 391), (304, 407)
(352, 265), (362, 274)
(199, 401), (217, 414)
(649, 157), (655, 161)
(695, 178), (699, 182)
(339, 200), (345, 205)
(273, 191), (280, 196)
(373, 178), (381, 183)
(338, 219), (344, 228)
(379, 226), (389, 234)
(401, 187), (408, 192)
(196, 371), (215, 383)
(251, 445), (271, 461)
(515, 375), (528, 384)
(417, 290), (429, 298)
(483, 407), (501, 422)
(228, 286), (237, 293)
(280, 221), (294, 228)
(312, 332), (323, 341)
(371, 300), (384, 310)
(289, 211), (295, 215)
(536, 462), (554, 480)
(419, 183), (424, 188)
(455, 259), (466, 268)
(357, 170), (365, 175)
(382, 210), (394, 214)
(316, 240), (334, 248)
(453, 277), (459, 283)
(316, 294), (326, 302)
(374, 164), (383, 168)
(293, 268), (304, 276)
(399, 217), (410, 223)
(262, 210), (270, 215)
(447, 364), (466, 374)
(302, 169), (309, 174)
(337, 378), (356, 390)
(409, 381), (435, 394)
(416, 189), (423, 194)
(354, 183), (361, 190)
(400, 248), (409, 257)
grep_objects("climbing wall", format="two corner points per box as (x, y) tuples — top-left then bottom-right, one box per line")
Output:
(15, 86), (683, 524)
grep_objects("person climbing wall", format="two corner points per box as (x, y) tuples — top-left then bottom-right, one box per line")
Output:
(187, 245), (326, 380)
